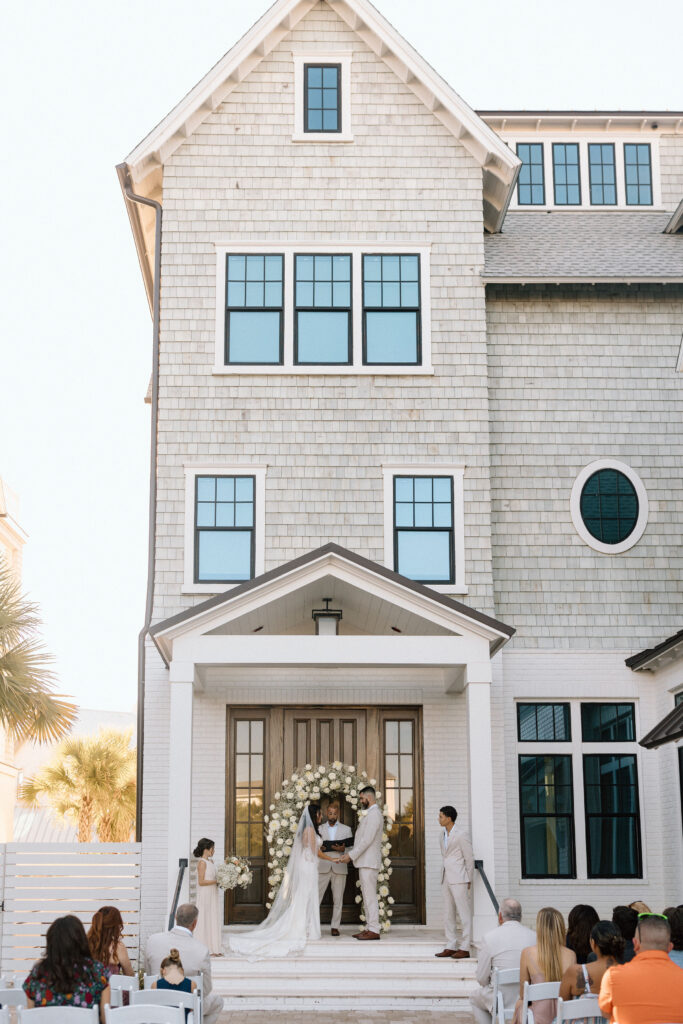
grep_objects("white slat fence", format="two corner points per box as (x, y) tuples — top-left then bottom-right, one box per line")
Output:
(0, 843), (141, 977)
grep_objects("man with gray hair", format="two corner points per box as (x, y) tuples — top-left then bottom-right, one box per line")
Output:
(470, 898), (535, 1024)
(145, 904), (224, 1024)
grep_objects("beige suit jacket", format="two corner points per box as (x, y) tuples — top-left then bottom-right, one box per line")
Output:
(319, 821), (353, 875)
(475, 920), (536, 1012)
(349, 803), (383, 870)
(441, 825), (474, 885)
(145, 926), (214, 996)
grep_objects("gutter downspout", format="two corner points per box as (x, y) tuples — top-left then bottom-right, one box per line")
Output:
(116, 163), (162, 843)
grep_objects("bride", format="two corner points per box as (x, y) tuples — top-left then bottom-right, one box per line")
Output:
(228, 802), (339, 959)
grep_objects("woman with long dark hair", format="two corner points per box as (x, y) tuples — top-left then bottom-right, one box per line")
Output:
(566, 904), (600, 963)
(23, 915), (110, 1022)
(87, 906), (134, 977)
(560, 920), (625, 1022)
(193, 838), (222, 955)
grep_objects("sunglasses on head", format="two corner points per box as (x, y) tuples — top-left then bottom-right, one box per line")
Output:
(637, 912), (668, 920)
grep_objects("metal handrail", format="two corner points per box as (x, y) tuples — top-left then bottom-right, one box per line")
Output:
(474, 859), (499, 913)
(168, 858), (188, 930)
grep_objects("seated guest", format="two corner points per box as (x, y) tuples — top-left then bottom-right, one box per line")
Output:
(23, 915), (110, 1023)
(663, 906), (683, 968)
(611, 906), (638, 963)
(87, 906), (134, 977)
(146, 903), (223, 1024)
(512, 907), (576, 1024)
(470, 897), (536, 1024)
(152, 948), (196, 1019)
(599, 914), (683, 1024)
(627, 900), (651, 914)
(566, 904), (599, 964)
(559, 921), (624, 1020)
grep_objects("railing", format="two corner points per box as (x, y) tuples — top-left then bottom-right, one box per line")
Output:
(475, 859), (499, 914)
(168, 858), (188, 930)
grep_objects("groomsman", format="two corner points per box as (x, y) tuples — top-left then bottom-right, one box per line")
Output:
(318, 800), (353, 936)
(435, 804), (474, 960)
(340, 785), (384, 940)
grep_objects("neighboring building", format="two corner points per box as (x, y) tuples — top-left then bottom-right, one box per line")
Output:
(0, 476), (28, 841)
(117, 0), (683, 941)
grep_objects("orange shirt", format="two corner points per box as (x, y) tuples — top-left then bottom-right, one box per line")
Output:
(598, 949), (683, 1024)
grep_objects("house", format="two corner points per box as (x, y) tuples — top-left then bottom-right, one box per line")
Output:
(117, 0), (683, 943)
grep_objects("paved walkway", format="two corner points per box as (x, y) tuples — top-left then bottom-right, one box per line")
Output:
(218, 1014), (474, 1023)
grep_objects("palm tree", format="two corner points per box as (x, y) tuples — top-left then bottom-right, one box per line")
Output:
(0, 559), (77, 743)
(21, 728), (136, 842)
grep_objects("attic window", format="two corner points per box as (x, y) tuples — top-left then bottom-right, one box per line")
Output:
(292, 53), (353, 143)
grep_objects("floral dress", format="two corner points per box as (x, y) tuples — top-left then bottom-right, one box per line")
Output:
(23, 959), (110, 1008)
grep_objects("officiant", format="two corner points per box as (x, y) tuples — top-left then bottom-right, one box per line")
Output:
(318, 800), (353, 936)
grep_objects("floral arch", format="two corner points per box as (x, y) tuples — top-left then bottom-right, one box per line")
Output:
(264, 761), (395, 931)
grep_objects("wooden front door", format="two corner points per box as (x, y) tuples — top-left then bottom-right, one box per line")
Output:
(226, 705), (423, 924)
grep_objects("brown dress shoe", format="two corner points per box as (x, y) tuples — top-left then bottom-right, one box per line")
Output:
(451, 949), (470, 959)
(435, 949), (457, 958)
(331, 928), (340, 936)
(352, 930), (368, 939)
(357, 930), (380, 940)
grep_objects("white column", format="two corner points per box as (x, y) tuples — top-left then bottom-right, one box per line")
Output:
(167, 661), (195, 920)
(465, 659), (498, 944)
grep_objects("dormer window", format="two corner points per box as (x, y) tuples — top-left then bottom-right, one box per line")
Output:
(624, 144), (652, 205)
(304, 65), (340, 133)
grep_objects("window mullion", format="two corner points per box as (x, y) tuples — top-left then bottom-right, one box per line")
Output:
(283, 250), (294, 366)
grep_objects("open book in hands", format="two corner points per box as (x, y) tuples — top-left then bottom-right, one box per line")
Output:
(321, 837), (354, 852)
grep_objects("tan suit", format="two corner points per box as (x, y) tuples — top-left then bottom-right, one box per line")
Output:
(318, 821), (353, 929)
(470, 920), (536, 1024)
(441, 824), (474, 951)
(348, 803), (383, 934)
(145, 925), (223, 1024)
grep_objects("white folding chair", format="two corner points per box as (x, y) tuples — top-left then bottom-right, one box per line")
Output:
(105, 1007), (185, 1024)
(108, 978), (139, 1009)
(520, 980), (561, 1024)
(0, 992), (27, 1009)
(492, 967), (520, 1024)
(142, 982), (200, 1001)
(18, 1009), (99, 1024)
(130, 990), (197, 1024)
(556, 996), (606, 1021)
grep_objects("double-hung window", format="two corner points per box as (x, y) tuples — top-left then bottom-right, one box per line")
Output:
(363, 255), (421, 365)
(583, 753), (641, 878)
(194, 475), (255, 583)
(393, 475), (454, 584)
(553, 143), (581, 205)
(516, 143), (545, 205)
(225, 255), (283, 364)
(624, 143), (652, 205)
(295, 254), (351, 364)
(519, 754), (575, 878)
(304, 64), (341, 133)
(588, 144), (617, 205)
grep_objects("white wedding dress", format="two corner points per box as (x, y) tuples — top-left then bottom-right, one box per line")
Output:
(228, 806), (322, 959)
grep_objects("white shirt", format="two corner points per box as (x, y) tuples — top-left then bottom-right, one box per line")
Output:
(443, 825), (455, 848)
(327, 822), (339, 840)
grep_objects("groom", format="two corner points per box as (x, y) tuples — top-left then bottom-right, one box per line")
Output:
(340, 785), (383, 941)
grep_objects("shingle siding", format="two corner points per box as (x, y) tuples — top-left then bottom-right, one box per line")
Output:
(660, 132), (683, 210)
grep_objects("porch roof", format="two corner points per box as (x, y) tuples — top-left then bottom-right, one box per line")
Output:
(150, 543), (514, 666)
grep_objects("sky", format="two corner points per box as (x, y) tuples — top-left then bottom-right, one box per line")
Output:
(1, 0), (681, 714)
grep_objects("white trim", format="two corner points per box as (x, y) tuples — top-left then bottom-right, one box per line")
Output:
(292, 52), (353, 143)
(183, 464), (267, 594)
(214, 243), (433, 375)
(505, 135), (662, 211)
(570, 459), (649, 555)
(381, 464), (467, 594)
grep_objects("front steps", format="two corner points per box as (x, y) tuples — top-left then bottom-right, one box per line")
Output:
(215, 927), (478, 1010)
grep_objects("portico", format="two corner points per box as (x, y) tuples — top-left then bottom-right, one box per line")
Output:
(149, 544), (513, 939)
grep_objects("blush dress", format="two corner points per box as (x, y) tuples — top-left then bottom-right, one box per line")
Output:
(195, 857), (223, 954)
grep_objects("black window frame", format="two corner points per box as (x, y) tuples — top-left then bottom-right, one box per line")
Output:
(362, 254), (422, 366)
(303, 63), (342, 134)
(581, 702), (636, 743)
(579, 467), (640, 546)
(516, 142), (545, 206)
(194, 474), (256, 584)
(588, 142), (617, 206)
(393, 475), (455, 585)
(224, 254), (284, 366)
(519, 753), (576, 879)
(294, 253), (352, 365)
(623, 142), (653, 207)
(583, 752), (643, 879)
(552, 142), (582, 206)
(675, 692), (683, 707)
(517, 703), (572, 742)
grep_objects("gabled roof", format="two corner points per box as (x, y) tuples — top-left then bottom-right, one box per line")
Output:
(150, 542), (514, 664)
(484, 212), (683, 284)
(665, 198), (683, 235)
(626, 628), (683, 672)
(639, 702), (683, 749)
(122, 0), (519, 235)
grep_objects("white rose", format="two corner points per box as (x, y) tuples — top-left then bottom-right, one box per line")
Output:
(276, 838), (284, 846)
(269, 804), (275, 811)
(360, 914), (366, 922)
(321, 778), (329, 788)
(291, 772), (299, 781)
(345, 776), (351, 784)
(305, 772), (314, 781)
(318, 765), (325, 772)
(266, 902), (272, 909)
(355, 895), (362, 904)
(275, 792), (280, 800)
(348, 766), (355, 772)
(361, 771), (367, 778)
(379, 885), (389, 897)
(276, 850), (284, 858)
(268, 890), (274, 898)
(388, 897), (395, 905)
(297, 801), (303, 808)
(387, 910), (393, 917)
(305, 763), (312, 770)
(370, 778), (376, 786)
(290, 821), (297, 832)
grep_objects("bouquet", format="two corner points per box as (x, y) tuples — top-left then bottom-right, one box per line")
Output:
(216, 855), (252, 891)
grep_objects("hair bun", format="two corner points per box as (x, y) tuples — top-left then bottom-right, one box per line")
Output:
(169, 949), (181, 963)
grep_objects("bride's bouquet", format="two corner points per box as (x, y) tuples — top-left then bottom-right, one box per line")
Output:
(216, 855), (253, 891)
